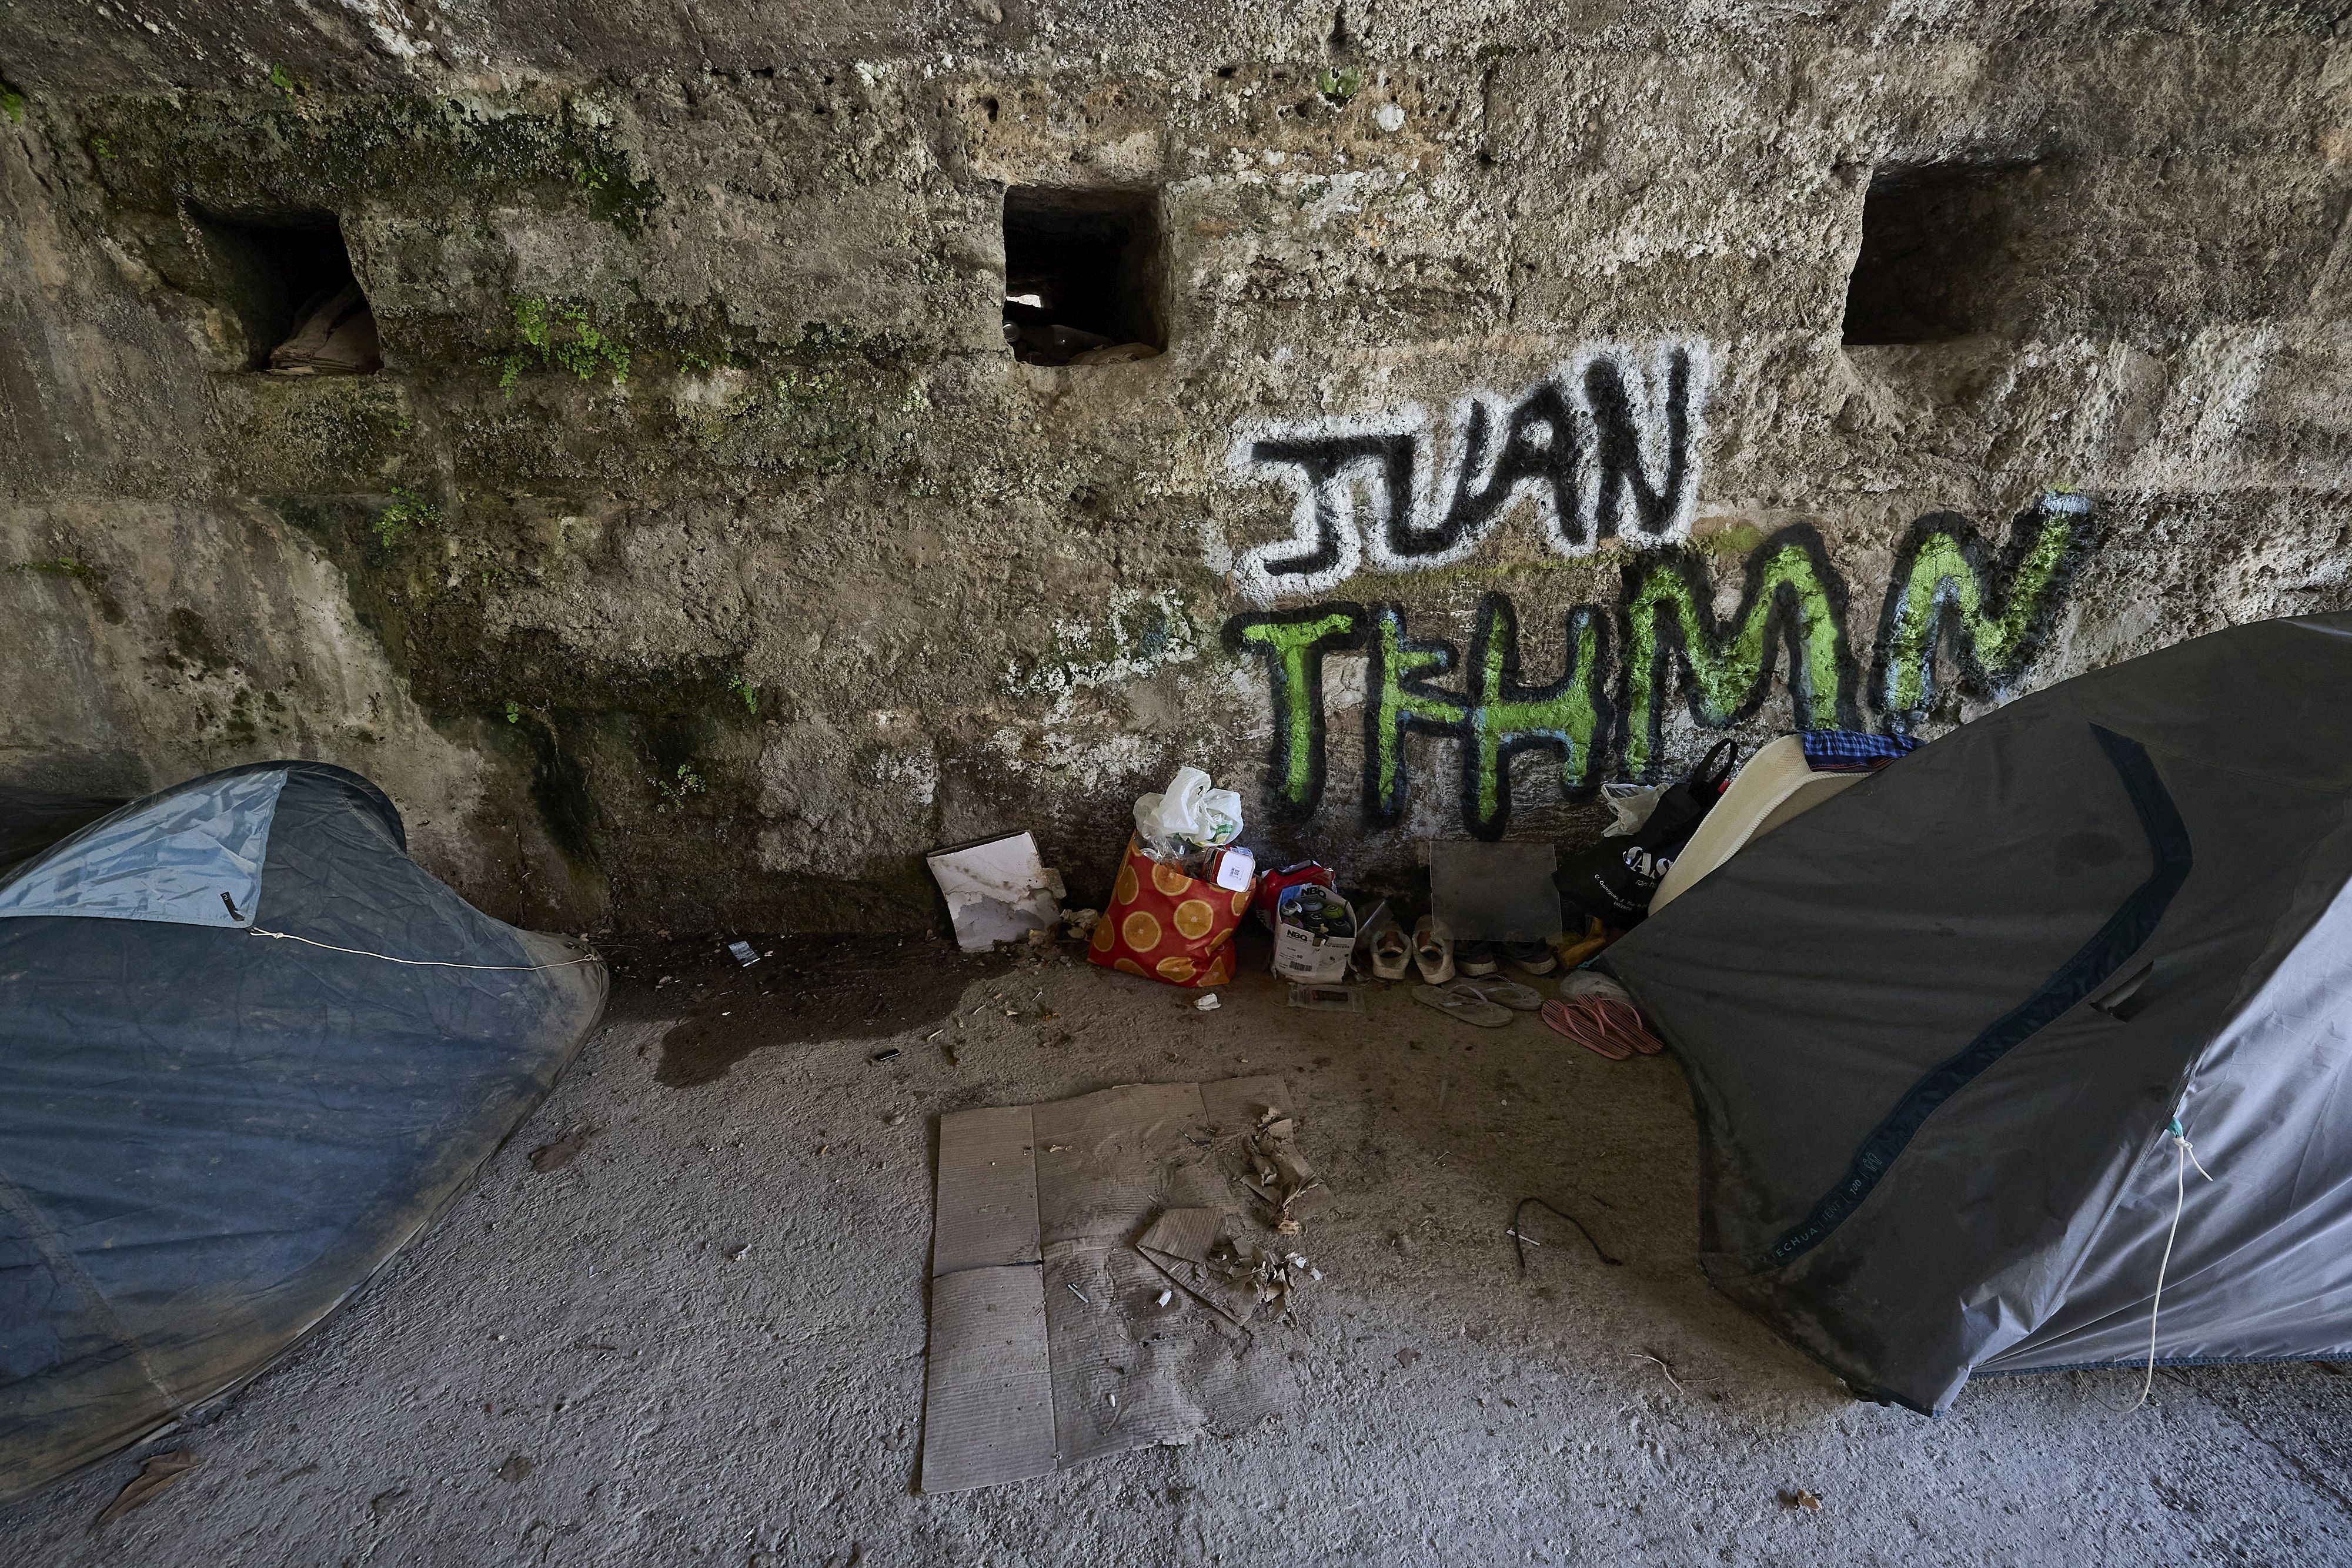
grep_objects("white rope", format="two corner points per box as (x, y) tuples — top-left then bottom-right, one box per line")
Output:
(248, 926), (602, 972)
(2105, 1117), (2214, 1414)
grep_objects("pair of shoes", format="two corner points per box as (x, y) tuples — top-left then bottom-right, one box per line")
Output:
(1457, 940), (1556, 977)
(1505, 940), (1557, 976)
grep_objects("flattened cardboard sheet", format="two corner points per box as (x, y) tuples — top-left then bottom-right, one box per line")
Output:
(921, 1104), (1052, 1490)
(918, 1265), (1055, 1492)
(918, 1076), (1295, 1492)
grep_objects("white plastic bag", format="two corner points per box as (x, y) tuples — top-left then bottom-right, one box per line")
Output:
(1134, 766), (1244, 848)
(1601, 783), (1661, 838)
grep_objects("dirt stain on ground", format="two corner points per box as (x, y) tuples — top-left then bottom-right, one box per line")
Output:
(637, 934), (1016, 1088)
(528, 1125), (597, 1172)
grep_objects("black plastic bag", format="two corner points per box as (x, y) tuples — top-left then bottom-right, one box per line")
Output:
(1557, 739), (1737, 926)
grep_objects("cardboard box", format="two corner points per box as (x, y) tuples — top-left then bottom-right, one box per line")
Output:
(926, 832), (1064, 952)
(1271, 887), (1356, 983)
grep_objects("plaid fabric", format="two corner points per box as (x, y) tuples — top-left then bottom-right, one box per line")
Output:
(1801, 729), (1922, 773)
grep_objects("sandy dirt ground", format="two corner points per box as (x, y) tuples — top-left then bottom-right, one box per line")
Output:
(5, 931), (2349, 1566)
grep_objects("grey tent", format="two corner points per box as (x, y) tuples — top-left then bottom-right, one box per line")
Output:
(0, 761), (606, 1498)
(1606, 613), (2352, 1415)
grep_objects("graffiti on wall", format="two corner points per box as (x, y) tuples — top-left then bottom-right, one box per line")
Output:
(1227, 343), (1711, 604)
(1213, 344), (2097, 837)
(1225, 504), (2095, 839)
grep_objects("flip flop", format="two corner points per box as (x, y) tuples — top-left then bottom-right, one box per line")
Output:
(1412, 916), (1455, 984)
(1598, 999), (1665, 1055)
(1541, 996), (1662, 1059)
(1558, 972), (1660, 1054)
(1464, 979), (1544, 1012)
(1412, 982), (1512, 1028)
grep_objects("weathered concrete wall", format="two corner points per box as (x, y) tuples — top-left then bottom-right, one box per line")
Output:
(4, 4), (2349, 932)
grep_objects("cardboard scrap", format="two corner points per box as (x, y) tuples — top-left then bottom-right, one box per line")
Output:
(925, 833), (1065, 952)
(918, 1105), (1053, 1494)
(93, 1450), (199, 1529)
(1238, 1111), (1328, 1235)
(918, 1077), (1308, 1493)
(1135, 1208), (1260, 1327)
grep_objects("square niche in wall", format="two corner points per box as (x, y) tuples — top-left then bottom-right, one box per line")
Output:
(191, 209), (382, 375)
(1840, 163), (2040, 346)
(1001, 186), (1164, 366)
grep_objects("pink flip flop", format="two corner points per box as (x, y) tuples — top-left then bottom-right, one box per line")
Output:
(1541, 996), (1663, 1060)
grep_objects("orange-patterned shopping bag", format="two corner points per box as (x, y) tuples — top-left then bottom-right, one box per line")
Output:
(1087, 837), (1250, 988)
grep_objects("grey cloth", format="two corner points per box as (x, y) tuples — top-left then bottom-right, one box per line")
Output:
(1605, 614), (2352, 1414)
(0, 761), (606, 1499)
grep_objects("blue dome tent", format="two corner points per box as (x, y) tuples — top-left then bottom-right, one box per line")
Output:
(0, 761), (606, 1498)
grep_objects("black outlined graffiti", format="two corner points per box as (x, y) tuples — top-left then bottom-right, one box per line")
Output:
(1616, 525), (1860, 784)
(1460, 596), (1612, 838)
(1224, 506), (2095, 831)
(1227, 342), (1712, 604)
(1360, 596), (1613, 839)
(1873, 497), (2096, 731)
(1223, 603), (1365, 818)
(1362, 603), (1467, 824)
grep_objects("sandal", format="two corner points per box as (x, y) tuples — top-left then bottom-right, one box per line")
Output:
(1411, 916), (1455, 984)
(1412, 982), (1512, 1028)
(1552, 968), (1665, 1044)
(1464, 979), (1544, 1012)
(1542, 998), (1631, 1058)
(1541, 995), (1665, 1059)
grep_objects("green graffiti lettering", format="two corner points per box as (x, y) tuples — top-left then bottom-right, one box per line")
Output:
(1358, 596), (1607, 837)
(1876, 505), (2090, 726)
(1619, 526), (1855, 781)
(1225, 605), (1364, 814)
(1220, 510), (2094, 818)
(1461, 596), (1608, 838)
(1364, 607), (1468, 822)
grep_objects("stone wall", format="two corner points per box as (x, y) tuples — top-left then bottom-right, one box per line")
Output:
(4, 4), (2348, 932)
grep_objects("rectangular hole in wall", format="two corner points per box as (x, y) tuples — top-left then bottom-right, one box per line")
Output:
(1841, 162), (2038, 347)
(1002, 186), (1164, 366)
(191, 208), (381, 375)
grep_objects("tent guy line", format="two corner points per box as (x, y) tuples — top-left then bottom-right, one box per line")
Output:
(2106, 1119), (2220, 1417)
(248, 927), (604, 971)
